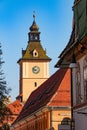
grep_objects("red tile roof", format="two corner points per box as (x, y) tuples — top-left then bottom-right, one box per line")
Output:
(0, 100), (23, 126)
(13, 68), (71, 124)
(48, 69), (70, 106)
(8, 100), (23, 115)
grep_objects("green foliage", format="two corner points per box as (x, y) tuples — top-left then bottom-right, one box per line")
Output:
(0, 43), (11, 124)
(0, 123), (10, 130)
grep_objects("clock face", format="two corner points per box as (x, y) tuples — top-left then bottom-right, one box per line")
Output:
(32, 66), (40, 74)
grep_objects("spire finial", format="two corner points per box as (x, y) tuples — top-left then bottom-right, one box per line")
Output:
(33, 11), (36, 22)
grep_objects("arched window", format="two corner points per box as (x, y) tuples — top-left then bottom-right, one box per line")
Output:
(33, 49), (38, 57)
(61, 117), (71, 125)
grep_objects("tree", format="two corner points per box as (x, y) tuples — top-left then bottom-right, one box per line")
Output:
(0, 43), (11, 126)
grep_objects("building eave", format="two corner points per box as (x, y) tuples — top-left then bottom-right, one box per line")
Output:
(55, 34), (87, 68)
(17, 58), (52, 64)
(48, 106), (71, 110)
(11, 106), (48, 127)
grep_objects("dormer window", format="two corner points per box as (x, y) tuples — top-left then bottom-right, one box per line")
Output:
(33, 49), (38, 57)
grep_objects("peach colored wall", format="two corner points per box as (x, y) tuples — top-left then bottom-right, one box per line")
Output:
(22, 78), (48, 102)
(21, 61), (50, 102)
(22, 62), (49, 78)
(52, 109), (71, 130)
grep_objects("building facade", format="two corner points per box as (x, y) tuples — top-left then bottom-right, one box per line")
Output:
(55, 0), (87, 129)
(11, 68), (71, 130)
(10, 13), (72, 130)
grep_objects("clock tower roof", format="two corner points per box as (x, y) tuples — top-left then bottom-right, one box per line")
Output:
(18, 14), (51, 63)
(20, 42), (51, 61)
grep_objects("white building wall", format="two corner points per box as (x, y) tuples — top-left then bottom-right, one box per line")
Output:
(73, 55), (87, 130)
(73, 55), (87, 105)
(74, 106), (87, 130)
(72, 68), (77, 106)
(78, 56), (85, 102)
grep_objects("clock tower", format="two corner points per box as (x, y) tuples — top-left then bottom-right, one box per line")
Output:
(17, 14), (51, 102)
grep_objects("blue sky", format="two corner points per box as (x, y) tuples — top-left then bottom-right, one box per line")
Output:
(0, 0), (74, 101)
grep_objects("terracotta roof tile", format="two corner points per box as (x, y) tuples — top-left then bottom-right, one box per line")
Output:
(48, 69), (70, 106)
(13, 68), (71, 124)
(8, 100), (23, 115)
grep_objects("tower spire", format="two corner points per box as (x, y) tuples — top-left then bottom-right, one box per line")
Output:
(33, 11), (36, 22)
(29, 12), (40, 41)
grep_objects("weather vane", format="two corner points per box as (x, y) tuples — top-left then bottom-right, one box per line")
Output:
(33, 11), (36, 21)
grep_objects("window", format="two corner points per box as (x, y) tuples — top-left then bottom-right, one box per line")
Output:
(34, 82), (37, 87)
(61, 117), (71, 125)
(33, 49), (38, 57)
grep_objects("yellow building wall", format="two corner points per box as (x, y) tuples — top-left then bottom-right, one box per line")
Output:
(20, 61), (50, 102)
(22, 62), (49, 78)
(51, 109), (71, 130)
(22, 78), (47, 101)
